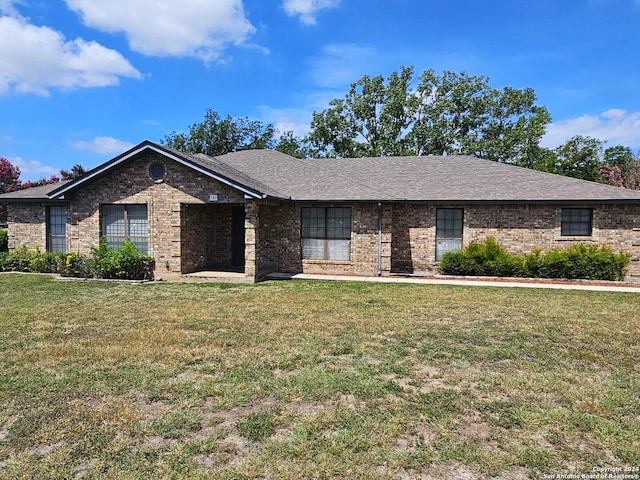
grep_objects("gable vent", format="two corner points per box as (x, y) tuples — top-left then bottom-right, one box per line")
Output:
(149, 161), (167, 181)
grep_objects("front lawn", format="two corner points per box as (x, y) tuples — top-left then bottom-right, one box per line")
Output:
(0, 274), (638, 479)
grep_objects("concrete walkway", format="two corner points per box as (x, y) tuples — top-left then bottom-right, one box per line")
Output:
(288, 273), (640, 293)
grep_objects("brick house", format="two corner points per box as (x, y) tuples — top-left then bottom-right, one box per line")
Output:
(2, 140), (640, 281)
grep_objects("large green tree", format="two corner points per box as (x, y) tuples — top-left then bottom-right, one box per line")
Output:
(307, 66), (551, 163)
(162, 109), (277, 156)
(162, 108), (312, 158)
(527, 137), (640, 187)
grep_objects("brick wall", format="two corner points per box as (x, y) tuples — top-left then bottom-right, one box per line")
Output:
(6, 156), (640, 282)
(247, 201), (640, 280)
(389, 203), (640, 279)
(256, 202), (301, 275)
(6, 203), (47, 251)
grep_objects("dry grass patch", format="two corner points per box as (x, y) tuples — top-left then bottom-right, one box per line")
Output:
(0, 274), (639, 479)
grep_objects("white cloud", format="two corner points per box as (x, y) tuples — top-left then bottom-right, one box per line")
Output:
(65, 0), (256, 62)
(308, 43), (378, 89)
(70, 136), (134, 154)
(0, 15), (141, 96)
(542, 109), (640, 149)
(258, 105), (313, 138)
(0, 0), (20, 15)
(11, 156), (58, 179)
(282, 0), (340, 25)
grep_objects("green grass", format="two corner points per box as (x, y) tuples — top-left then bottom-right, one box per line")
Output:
(0, 274), (639, 479)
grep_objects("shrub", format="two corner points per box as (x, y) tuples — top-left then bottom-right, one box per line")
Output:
(0, 229), (7, 252)
(0, 251), (10, 271)
(0, 238), (155, 280)
(524, 244), (630, 281)
(60, 252), (89, 277)
(441, 237), (630, 281)
(89, 238), (154, 280)
(30, 252), (64, 273)
(440, 237), (525, 277)
(7, 245), (38, 272)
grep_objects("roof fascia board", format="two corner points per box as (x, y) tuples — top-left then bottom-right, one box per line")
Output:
(49, 143), (265, 200)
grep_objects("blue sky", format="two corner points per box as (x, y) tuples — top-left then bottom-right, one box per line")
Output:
(1, 0), (640, 181)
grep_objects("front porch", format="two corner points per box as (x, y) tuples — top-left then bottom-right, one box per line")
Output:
(179, 203), (246, 275)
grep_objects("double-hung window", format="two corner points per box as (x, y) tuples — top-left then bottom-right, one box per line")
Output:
(561, 208), (592, 236)
(47, 206), (67, 253)
(302, 207), (351, 260)
(436, 208), (463, 261)
(101, 204), (148, 254)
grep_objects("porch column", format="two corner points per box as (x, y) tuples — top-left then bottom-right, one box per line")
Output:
(244, 201), (259, 282)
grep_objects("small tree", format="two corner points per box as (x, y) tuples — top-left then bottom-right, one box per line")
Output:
(0, 157), (21, 194)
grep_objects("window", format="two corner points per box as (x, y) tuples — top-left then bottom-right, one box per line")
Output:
(302, 207), (351, 260)
(561, 208), (592, 236)
(101, 204), (148, 254)
(436, 208), (463, 261)
(47, 206), (67, 253)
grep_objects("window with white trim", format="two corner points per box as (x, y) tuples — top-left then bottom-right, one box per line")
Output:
(47, 206), (67, 253)
(561, 208), (592, 236)
(101, 204), (148, 254)
(436, 208), (463, 261)
(302, 207), (351, 260)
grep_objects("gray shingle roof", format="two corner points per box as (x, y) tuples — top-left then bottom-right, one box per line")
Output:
(0, 181), (70, 201)
(3, 141), (640, 204)
(220, 151), (640, 203)
(216, 150), (393, 200)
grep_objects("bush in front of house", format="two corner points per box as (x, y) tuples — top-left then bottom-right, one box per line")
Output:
(439, 237), (525, 277)
(0, 229), (7, 252)
(0, 239), (155, 280)
(0, 245), (64, 273)
(523, 243), (630, 281)
(88, 238), (155, 280)
(440, 237), (630, 281)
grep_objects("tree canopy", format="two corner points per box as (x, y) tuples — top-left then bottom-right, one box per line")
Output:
(162, 108), (309, 158)
(307, 66), (552, 164)
(162, 109), (277, 156)
(0, 157), (21, 194)
(154, 66), (639, 190)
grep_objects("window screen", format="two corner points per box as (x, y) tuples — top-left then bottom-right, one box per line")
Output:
(302, 207), (351, 260)
(101, 204), (148, 253)
(47, 206), (67, 253)
(561, 208), (592, 236)
(436, 208), (463, 261)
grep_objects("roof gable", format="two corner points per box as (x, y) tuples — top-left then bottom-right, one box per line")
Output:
(47, 141), (286, 200)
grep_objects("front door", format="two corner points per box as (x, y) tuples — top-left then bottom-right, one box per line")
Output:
(231, 205), (245, 267)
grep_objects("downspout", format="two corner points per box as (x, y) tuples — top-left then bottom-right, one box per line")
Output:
(377, 202), (382, 276)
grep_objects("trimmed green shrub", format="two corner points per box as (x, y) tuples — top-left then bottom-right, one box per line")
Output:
(0, 229), (7, 252)
(440, 237), (630, 281)
(89, 238), (155, 280)
(440, 237), (525, 277)
(524, 244), (630, 281)
(0, 238), (155, 280)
